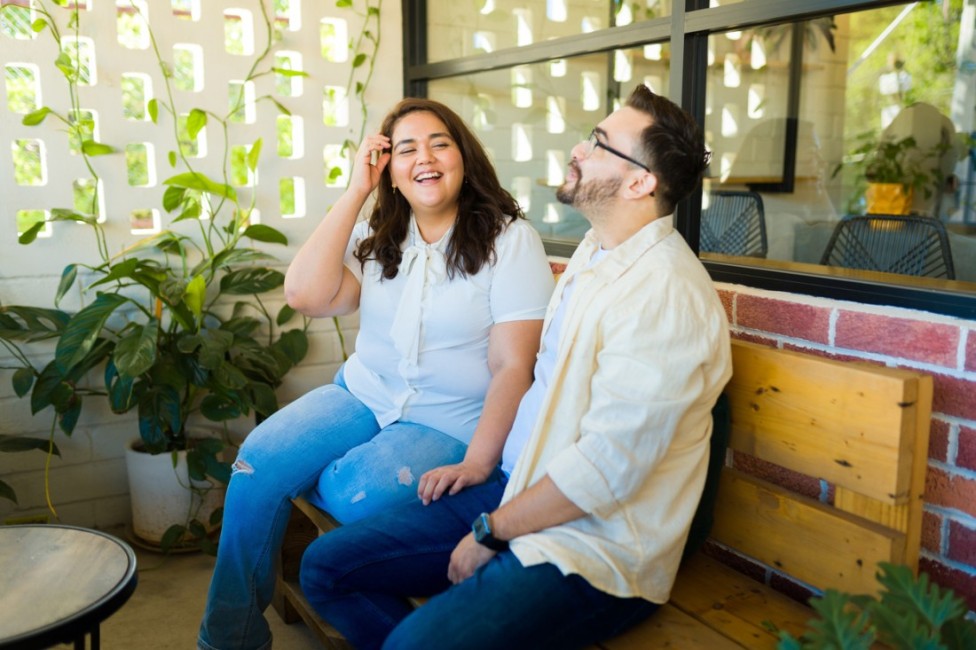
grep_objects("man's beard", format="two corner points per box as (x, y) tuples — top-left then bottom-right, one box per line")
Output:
(556, 165), (622, 210)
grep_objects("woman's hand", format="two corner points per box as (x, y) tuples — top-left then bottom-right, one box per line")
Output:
(417, 461), (493, 505)
(348, 134), (391, 197)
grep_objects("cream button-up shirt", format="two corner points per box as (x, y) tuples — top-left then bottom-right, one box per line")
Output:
(503, 216), (732, 603)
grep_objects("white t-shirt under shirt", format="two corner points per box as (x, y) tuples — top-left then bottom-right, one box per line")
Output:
(501, 247), (609, 475)
(340, 216), (554, 445)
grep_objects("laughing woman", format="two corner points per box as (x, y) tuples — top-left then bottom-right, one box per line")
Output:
(197, 98), (554, 650)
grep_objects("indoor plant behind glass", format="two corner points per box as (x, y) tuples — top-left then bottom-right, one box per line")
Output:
(833, 131), (939, 215)
(0, 0), (308, 552)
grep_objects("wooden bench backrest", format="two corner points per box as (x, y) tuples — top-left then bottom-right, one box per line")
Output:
(710, 339), (932, 596)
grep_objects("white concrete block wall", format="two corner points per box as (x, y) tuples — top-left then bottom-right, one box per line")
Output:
(0, 0), (400, 528)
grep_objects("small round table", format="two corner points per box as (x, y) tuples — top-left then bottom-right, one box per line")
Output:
(0, 524), (138, 650)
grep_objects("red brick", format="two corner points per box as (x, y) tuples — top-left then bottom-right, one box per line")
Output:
(922, 511), (943, 553)
(931, 374), (976, 421)
(947, 519), (976, 567)
(781, 343), (867, 364)
(929, 419), (951, 463)
(925, 467), (976, 517)
(956, 425), (976, 472)
(965, 330), (976, 372)
(735, 295), (830, 345)
(731, 331), (778, 347)
(717, 289), (734, 324)
(835, 312), (959, 367)
(918, 557), (976, 612)
(732, 452), (822, 500)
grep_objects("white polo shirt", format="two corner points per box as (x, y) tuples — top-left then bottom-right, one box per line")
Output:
(340, 216), (554, 444)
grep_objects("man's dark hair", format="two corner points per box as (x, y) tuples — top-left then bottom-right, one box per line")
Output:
(626, 84), (710, 215)
(355, 98), (523, 280)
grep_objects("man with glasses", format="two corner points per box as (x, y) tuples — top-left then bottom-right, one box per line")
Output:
(299, 84), (732, 650)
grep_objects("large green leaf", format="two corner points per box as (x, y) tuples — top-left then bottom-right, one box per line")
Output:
(31, 361), (68, 415)
(55, 293), (126, 374)
(246, 138), (262, 172)
(22, 106), (52, 126)
(200, 393), (243, 421)
(162, 185), (186, 212)
(12, 367), (34, 397)
(180, 328), (233, 370)
(164, 172), (237, 201)
(87, 258), (141, 289)
(18, 221), (45, 244)
(242, 224), (287, 245)
(219, 268), (284, 295)
(0, 305), (70, 342)
(55, 264), (78, 307)
(0, 436), (60, 456)
(276, 304), (297, 326)
(80, 140), (115, 156)
(221, 316), (262, 337)
(137, 385), (183, 453)
(249, 381), (279, 417)
(213, 359), (248, 389)
(187, 108), (207, 140)
(114, 319), (159, 378)
(105, 359), (136, 414)
(274, 329), (309, 365)
(184, 275), (206, 322)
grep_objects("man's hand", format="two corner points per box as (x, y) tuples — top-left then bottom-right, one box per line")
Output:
(447, 532), (496, 584)
(418, 462), (492, 505)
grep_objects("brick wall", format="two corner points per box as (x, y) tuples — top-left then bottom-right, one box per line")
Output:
(715, 281), (976, 609)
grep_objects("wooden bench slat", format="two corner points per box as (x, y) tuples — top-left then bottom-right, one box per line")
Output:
(667, 554), (813, 649)
(277, 577), (353, 650)
(711, 468), (904, 594)
(598, 602), (746, 649)
(727, 341), (922, 505)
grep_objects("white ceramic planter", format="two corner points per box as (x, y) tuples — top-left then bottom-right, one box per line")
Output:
(124, 438), (225, 547)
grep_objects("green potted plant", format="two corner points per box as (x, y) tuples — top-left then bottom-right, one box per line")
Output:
(832, 131), (938, 215)
(777, 562), (976, 650)
(0, 0), (308, 552)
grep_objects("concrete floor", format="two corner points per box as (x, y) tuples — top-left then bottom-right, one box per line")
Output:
(65, 528), (321, 650)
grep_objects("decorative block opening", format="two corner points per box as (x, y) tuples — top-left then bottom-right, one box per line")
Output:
(177, 112), (207, 157)
(322, 86), (348, 127)
(130, 208), (160, 234)
(121, 72), (153, 120)
(117, 0), (150, 50)
(173, 43), (204, 92)
(224, 9), (255, 56)
(4, 63), (40, 114)
(280, 177), (306, 219)
(171, 0), (199, 22)
(125, 143), (156, 187)
(275, 51), (304, 97)
(277, 114), (304, 159)
(320, 18), (348, 62)
(323, 144), (348, 188)
(73, 177), (104, 221)
(229, 80), (256, 124)
(12, 138), (46, 186)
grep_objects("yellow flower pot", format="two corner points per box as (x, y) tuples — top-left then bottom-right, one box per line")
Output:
(866, 182), (914, 215)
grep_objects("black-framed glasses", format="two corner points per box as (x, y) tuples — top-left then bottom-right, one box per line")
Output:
(582, 129), (650, 173)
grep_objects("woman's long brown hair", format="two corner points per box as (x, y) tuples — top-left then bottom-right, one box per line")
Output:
(354, 98), (524, 280)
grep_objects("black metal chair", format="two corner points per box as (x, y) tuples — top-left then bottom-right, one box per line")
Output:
(700, 190), (768, 258)
(819, 214), (955, 279)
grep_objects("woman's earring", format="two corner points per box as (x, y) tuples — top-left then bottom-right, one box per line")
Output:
(391, 183), (397, 192)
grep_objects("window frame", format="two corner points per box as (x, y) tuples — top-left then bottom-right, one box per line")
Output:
(402, 0), (976, 319)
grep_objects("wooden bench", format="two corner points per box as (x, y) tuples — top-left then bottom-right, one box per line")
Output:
(272, 339), (933, 649)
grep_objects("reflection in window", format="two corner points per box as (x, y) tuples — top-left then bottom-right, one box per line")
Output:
(702, 3), (975, 289)
(429, 44), (671, 245)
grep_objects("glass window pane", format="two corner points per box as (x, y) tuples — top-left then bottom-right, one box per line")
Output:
(702, 3), (975, 291)
(425, 1), (672, 63)
(429, 44), (672, 244)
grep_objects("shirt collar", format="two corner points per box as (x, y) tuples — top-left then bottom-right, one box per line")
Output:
(578, 215), (674, 282)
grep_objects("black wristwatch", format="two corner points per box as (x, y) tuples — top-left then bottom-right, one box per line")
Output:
(472, 512), (509, 552)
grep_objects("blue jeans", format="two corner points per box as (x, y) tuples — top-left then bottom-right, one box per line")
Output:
(299, 474), (658, 650)
(198, 372), (468, 650)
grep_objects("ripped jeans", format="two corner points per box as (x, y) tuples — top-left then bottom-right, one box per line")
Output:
(197, 371), (468, 650)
